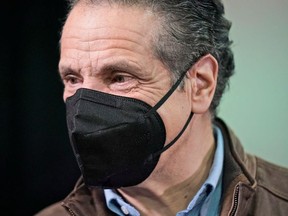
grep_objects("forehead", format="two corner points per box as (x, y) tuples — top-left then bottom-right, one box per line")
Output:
(59, 3), (163, 77)
(63, 3), (158, 40)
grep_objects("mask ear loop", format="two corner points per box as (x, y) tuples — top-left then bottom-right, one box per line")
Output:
(145, 70), (188, 117)
(144, 70), (194, 163)
(145, 112), (193, 163)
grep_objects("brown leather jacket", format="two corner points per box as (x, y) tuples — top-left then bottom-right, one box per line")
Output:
(35, 118), (288, 216)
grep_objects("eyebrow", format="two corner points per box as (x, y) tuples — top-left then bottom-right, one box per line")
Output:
(58, 64), (76, 78)
(101, 61), (142, 74)
(58, 60), (143, 77)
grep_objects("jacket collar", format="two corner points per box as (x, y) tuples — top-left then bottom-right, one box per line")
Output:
(214, 118), (257, 216)
(63, 118), (258, 216)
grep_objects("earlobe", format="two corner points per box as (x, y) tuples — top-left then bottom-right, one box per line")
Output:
(189, 54), (218, 113)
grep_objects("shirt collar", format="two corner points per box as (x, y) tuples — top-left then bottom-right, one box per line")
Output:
(104, 189), (139, 216)
(182, 125), (224, 214)
(205, 125), (224, 189)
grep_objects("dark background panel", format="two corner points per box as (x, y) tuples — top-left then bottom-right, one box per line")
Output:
(1, 1), (80, 215)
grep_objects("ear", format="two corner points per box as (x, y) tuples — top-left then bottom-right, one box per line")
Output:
(188, 54), (218, 114)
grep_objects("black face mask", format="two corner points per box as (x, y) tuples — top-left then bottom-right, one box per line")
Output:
(66, 71), (193, 189)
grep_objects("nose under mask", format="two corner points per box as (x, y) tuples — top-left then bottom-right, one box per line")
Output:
(65, 71), (193, 188)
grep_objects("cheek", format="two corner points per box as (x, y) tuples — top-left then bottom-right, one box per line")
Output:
(63, 90), (73, 102)
(158, 92), (192, 145)
(63, 93), (68, 102)
(63, 84), (82, 101)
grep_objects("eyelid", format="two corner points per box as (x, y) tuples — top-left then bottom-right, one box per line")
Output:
(60, 69), (75, 77)
(60, 70), (83, 85)
(60, 69), (74, 78)
(109, 71), (134, 82)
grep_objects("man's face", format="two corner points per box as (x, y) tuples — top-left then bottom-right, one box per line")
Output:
(59, 3), (192, 148)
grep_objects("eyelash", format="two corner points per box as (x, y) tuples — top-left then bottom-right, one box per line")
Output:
(60, 71), (136, 92)
(62, 73), (82, 85)
(110, 74), (131, 83)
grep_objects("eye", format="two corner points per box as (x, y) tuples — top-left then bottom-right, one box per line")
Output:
(111, 74), (126, 83)
(107, 72), (137, 92)
(110, 74), (132, 84)
(62, 74), (82, 85)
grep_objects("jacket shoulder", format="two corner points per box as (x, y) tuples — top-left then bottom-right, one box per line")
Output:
(255, 157), (288, 200)
(34, 201), (69, 216)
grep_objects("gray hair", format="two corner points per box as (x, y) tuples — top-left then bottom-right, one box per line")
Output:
(66, 0), (235, 116)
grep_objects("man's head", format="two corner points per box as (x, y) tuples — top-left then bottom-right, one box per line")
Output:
(59, 0), (233, 188)
(64, 0), (234, 116)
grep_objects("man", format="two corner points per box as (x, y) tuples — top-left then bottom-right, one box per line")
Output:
(36, 0), (288, 215)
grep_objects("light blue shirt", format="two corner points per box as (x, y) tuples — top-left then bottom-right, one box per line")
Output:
(104, 126), (224, 216)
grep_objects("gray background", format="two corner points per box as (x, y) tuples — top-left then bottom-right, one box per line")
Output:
(219, 0), (288, 166)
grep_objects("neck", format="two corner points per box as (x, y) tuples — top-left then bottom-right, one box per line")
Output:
(118, 114), (215, 216)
